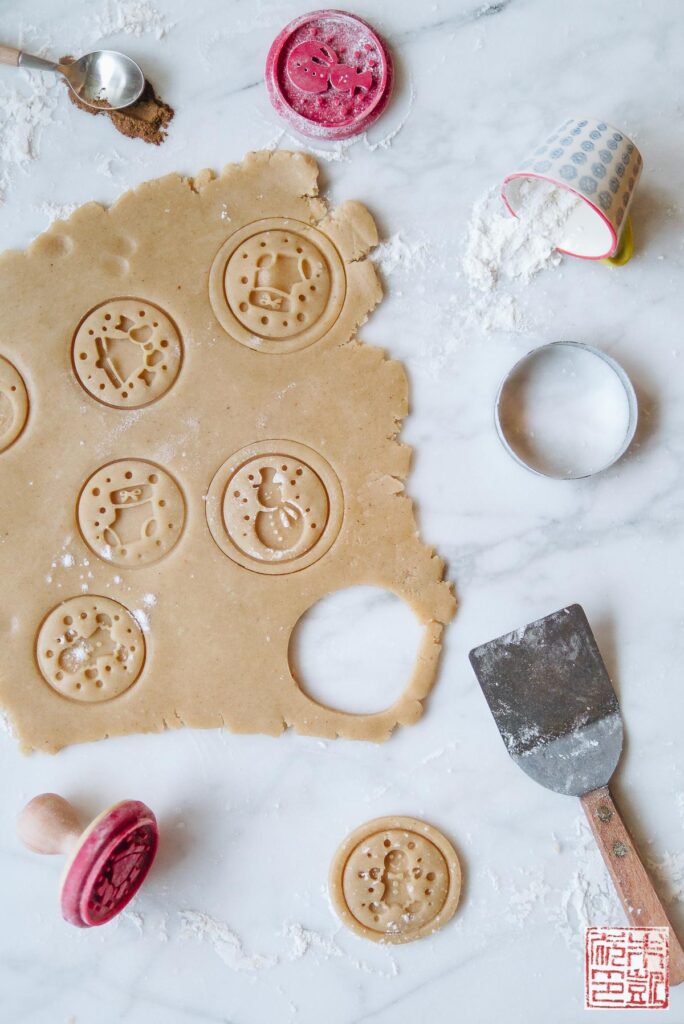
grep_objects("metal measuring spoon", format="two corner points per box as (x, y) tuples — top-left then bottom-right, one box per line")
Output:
(0, 45), (144, 110)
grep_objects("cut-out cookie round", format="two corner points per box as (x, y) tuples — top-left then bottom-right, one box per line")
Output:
(206, 439), (343, 574)
(72, 298), (183, 408)
(329, 816), (462, 944)
(36, 596), (146, 703)
(0, 355), (29, 453)
(78, 460), (185, 568)
(209, 218), (346, 353)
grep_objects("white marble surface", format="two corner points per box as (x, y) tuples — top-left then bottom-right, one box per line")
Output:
(1, 0), (684, 1021)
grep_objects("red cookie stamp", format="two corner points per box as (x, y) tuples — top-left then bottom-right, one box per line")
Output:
(266, 10), (393, 140)
(585, 927), (669, 1009)
(17, 793), (159, 927)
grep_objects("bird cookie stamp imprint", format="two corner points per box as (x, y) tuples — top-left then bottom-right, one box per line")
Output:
(0, 354), (29, 453)
(72, 298), (183, 408)
(585, 927), (669, 1009)
(78, 460), (186, 567)
(206, 440), (343, 575)
(36, 596), (146, 702)
(210, 217), (346, 353)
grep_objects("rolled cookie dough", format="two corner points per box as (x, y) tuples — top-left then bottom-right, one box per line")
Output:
(0, 151), (455, 752)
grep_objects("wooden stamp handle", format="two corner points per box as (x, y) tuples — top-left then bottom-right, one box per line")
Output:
(0, 45), (21, 66)
(17, 794), (83, 855)
(581, 785), (684, 985)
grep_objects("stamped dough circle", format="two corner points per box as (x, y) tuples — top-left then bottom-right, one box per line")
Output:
(72, 298), (183, 409)
(209, 218), (346, 353)
(330, 816), (461, 944)
(36, 596), (146, 703)
(206, 439), (343, 574)
(78, 460), (185, 568)
(0, 355), (29, 453)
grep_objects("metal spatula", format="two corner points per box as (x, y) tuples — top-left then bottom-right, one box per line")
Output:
(470, 604), (684, 984)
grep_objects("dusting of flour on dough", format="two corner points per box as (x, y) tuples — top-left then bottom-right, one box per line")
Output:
(0, 708), (16, 738)
(461, 182), (582, 332)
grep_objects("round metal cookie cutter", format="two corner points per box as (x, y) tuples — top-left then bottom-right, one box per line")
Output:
(495, 340), (638, 480)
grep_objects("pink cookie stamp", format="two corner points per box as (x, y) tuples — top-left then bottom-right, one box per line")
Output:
(17, 793), (158, 927)
(266, 9), (393, 140)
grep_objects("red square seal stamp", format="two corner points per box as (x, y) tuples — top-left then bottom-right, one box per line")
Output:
(585, 927), (669, 1009)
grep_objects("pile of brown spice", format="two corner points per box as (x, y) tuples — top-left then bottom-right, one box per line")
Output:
(61, 57), (174, 145)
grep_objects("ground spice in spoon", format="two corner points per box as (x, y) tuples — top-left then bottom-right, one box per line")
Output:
(60, 57), (174, 145)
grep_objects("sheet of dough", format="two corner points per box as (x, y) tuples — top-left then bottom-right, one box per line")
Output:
(0, 151), (455, 753)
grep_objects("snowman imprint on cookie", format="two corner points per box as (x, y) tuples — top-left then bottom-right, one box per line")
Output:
(210, 218), (346, 354)
(206, 440), (344, 574)
(36, 596), (146, 702)
(0, 355), (29, 453)
(78, 460), (185, 568)
(72, 298), (183, 408)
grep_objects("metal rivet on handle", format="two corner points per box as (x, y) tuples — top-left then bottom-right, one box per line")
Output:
(612, 841), (628, 858)
(597, 805), (613, 822)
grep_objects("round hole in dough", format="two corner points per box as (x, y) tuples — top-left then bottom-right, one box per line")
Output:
(289, 586), (423, 714)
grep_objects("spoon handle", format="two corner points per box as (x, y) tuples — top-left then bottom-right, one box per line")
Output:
(17, 51), (60, 73)
(0, 45), (21, 66)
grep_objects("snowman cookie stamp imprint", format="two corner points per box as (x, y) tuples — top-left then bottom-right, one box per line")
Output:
(206, 440), (343, 574)
(36, 596), (146, 702)
(78, 460), (186, 568)
(72, 298), (183, 408)
(0, 354), (29, 453)
(210, 218), (345, 354)
(330, 816), (462, 943)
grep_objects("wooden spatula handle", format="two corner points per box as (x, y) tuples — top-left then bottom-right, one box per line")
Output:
(0, 45), (21, 66)
(581, 785), (684, 985)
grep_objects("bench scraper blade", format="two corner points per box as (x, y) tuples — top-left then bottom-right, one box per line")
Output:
(469, 604), (623, 796)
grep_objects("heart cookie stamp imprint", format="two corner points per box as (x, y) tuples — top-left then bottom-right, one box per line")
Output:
(330, 816), (462, 943)
(0, 354), (29, 453)
(206, 439), (343, 574)
(36, 596), (146, 702)
(78, 460), (186, 567)
(209, 218), (345, 353)
(72, 298), (183, 408)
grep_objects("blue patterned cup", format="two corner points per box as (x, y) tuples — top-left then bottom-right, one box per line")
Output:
(502, 118), (643, 260)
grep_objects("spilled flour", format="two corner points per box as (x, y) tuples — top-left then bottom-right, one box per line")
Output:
(178, 911), (397, 977)
(180, 910), (277, 972)
(93, 0), (174, 40)
(461, 181), (582, 332)
(372, 232), (428, 278)
(0, 71), (59, 206)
